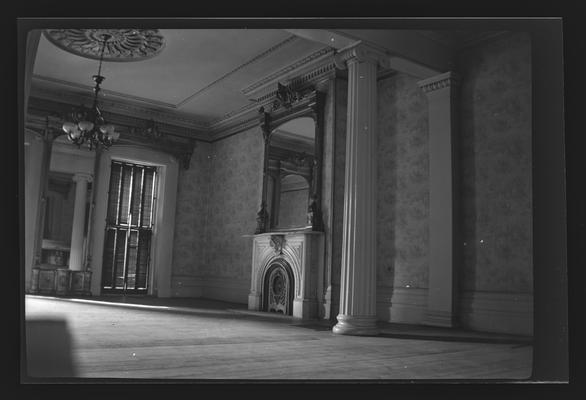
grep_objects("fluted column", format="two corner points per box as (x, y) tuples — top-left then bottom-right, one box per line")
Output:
(418, 71), (460, 327)
(69, 173), (92, 271)
(332, 45), (387, 335)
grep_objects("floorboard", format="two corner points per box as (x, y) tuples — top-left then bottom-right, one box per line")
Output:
(23, 295), (532, 381)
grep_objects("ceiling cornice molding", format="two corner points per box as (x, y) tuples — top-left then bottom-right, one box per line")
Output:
(26, 106), (199, 169)
(27, 95), (211, 142)
(33, 74), (178, 109)
(417, 71), (460, 93)
(29, 80), (210, 134)
(241, 46), (335, 97)
(175, 34), (300, 108)
(209, 116), (260, 142)
(208, 61), (338, 140)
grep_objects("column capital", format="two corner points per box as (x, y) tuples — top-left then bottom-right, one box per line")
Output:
(417, 71), (460, 93)
(334, 42), (391, 70)
(72, 172), (93, 183)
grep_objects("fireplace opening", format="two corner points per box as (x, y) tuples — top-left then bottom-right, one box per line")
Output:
(262, 260), (294, 315)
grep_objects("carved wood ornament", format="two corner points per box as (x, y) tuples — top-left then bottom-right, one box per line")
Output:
(255, 83), (325, 234)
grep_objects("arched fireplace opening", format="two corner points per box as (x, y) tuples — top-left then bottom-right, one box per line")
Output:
(262, 259), (294, 315)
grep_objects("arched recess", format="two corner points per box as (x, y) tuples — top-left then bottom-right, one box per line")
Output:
(256, 249), (302, 301)
(89, 145), (179, 297)
(262, 259), (295, 315)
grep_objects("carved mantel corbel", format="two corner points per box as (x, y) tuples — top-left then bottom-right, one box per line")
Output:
(270, 234), (286, 255)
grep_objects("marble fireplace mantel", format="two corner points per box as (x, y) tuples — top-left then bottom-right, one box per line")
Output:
(245, 230), (324, 319)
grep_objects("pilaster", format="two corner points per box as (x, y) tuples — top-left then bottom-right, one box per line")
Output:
(69, 173), (93, 271)
(417, 71), (460, 328)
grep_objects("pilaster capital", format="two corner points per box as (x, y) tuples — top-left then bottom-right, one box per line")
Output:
(333, 42), (392, 70)
(417, 71), (460, 94)
(72, 172), (93, 183)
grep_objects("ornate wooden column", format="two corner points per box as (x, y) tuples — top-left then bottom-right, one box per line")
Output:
(332, 45), (388, 335)
(418, 72), (460, 327)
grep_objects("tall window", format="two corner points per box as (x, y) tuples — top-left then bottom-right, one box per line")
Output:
(101, 161), (157, 294)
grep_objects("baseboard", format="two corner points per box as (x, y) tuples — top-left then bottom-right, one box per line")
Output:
(201, 277), (250, 304)
(460, 291), (533, 336)
(170, 276), (203, 297)
(377, 286), (428, 324)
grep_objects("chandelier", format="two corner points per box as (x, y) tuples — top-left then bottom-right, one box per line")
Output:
(62, 33), (120, 150)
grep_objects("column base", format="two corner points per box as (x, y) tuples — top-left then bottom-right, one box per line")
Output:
(332, 314), (379, 336)
(423, 309), (458, 328)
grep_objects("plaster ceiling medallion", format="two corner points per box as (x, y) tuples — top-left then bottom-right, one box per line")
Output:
(43, 29), (165, 61)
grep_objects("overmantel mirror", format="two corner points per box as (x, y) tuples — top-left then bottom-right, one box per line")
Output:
(255, 83), (325, 234)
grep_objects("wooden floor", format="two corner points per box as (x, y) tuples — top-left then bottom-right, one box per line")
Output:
(23, 295), (532, 381)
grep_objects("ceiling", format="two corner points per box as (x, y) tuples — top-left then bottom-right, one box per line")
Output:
(33, 29), (328, 127)
(30, 27), (508, 137)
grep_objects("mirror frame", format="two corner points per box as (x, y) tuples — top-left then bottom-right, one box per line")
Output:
(255, 84), (325, 234)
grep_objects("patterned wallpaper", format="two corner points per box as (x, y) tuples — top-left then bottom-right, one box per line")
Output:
(458, 32), (533, 293)
(376, 73), (430, 289)
(170, 32), (532, 303)
(172, 142), (211, 277)
(202, 127), (265, 280)
(172, 128), (263, 282)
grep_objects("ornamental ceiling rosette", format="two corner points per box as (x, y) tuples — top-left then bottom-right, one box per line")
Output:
(43, 29), (166, 61)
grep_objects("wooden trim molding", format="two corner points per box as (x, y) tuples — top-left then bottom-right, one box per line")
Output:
(376, 287), (533, 336)
(459, 291), (533, 336)
(377, 286), (428, 324)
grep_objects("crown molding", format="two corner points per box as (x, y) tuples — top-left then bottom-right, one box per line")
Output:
(33, 74), (178, 109)
(209, 116), (260, 142)
(25, 105), (198, 169)
(208, 61), (338, 141)
(28, 38), (342, 145)
(241, 46), (335, 97)
(26, 95), (210, 143)
(417, 71), (460, 93)
(29, 79), (210, 135)
(176, 35), (300, 108)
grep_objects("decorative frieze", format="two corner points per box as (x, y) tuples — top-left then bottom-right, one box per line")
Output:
(417, 71), (460, 93)
(26, 100), (198, 170)
(242, 47), (335, 96)
(210, 62), (336, 137)
(29, 81), (209, 134)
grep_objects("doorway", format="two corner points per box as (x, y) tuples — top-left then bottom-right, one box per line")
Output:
(101, 161), (157, 294)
